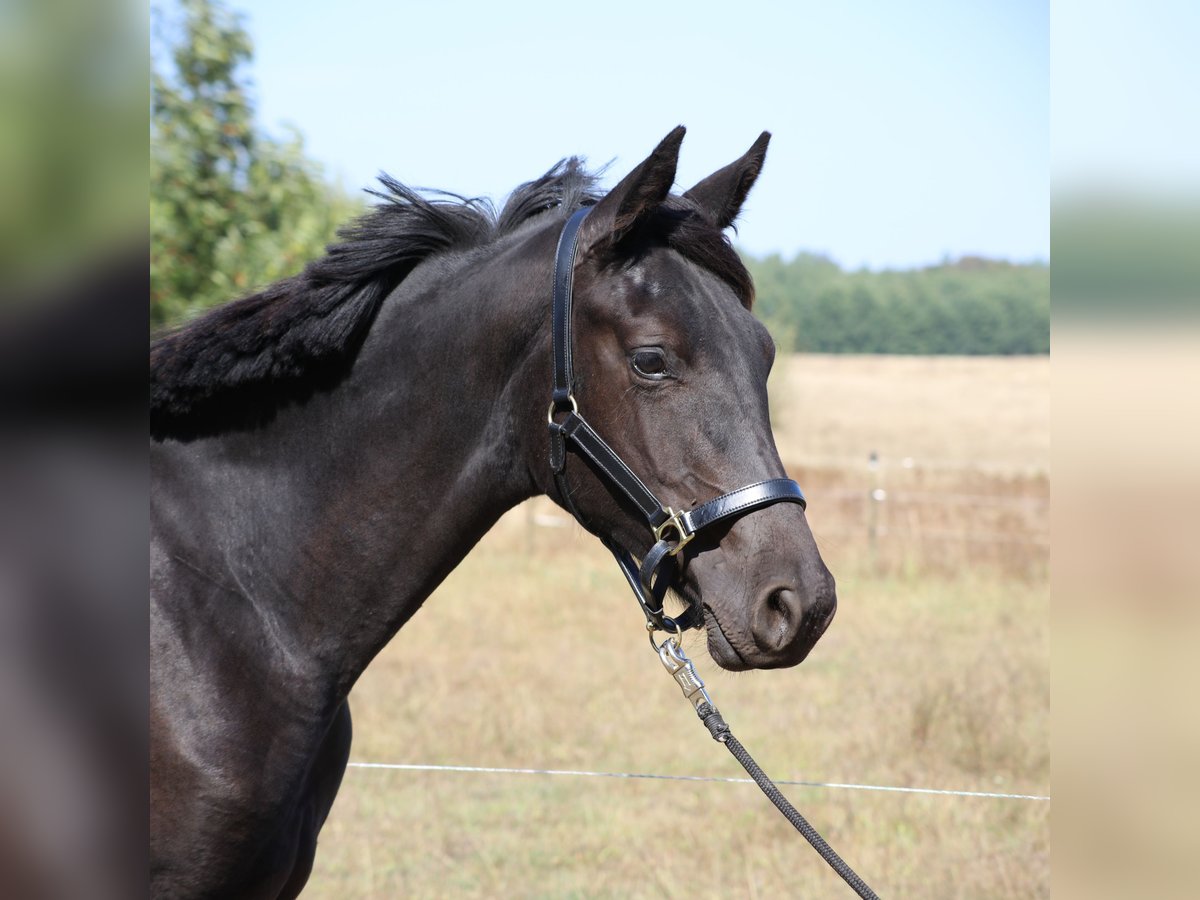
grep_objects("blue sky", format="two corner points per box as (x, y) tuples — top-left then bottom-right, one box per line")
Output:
(174, 1), (1049, 269)
(1052, 0), (1200, 192)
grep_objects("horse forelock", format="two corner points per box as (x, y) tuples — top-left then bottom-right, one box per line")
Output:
(646, 199), (755, 309)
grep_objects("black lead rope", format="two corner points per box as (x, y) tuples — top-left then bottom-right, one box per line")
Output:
(658, 636), (881, 899)
(547, 206), (880, 897)
(696, 703), (880, 900)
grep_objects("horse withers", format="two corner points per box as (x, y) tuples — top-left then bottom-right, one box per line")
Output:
(150, 127), (835, 897)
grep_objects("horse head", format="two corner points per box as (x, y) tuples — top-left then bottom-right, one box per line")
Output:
(537, 128), (836, 671)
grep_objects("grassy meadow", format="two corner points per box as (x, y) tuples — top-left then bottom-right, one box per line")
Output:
(306, 354), (1050, 898)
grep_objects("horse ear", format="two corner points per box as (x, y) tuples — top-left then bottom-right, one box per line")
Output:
(683, 131), (771, 229)
(583, 126), (685, 247)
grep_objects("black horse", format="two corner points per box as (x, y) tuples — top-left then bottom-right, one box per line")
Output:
(150, 127), (836, 898)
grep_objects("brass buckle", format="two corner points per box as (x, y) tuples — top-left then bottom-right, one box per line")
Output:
(653, 508), (695, 556)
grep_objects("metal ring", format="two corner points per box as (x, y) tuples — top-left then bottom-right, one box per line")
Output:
(647, 615), (683, 652)
(546, 394), (579, 425)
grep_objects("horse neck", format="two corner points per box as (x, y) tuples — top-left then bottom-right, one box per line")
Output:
(155, 229), (554, 698)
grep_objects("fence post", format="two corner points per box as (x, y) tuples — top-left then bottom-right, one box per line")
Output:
(867, 451), (884, 570)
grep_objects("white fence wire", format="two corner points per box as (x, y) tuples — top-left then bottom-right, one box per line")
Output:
(346, 761), (1049, 802)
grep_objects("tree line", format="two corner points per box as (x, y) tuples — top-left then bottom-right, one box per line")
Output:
(152, 0), (1049, 355)
(747, 253), (1048, 355)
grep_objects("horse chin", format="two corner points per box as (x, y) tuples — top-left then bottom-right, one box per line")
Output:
(700, 604), (753, 672)
(674, 581), (752, 672)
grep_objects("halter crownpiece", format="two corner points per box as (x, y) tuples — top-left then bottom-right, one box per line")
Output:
(545, 206), (808, 631)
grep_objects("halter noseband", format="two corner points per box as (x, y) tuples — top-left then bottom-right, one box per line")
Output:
(546, 206), (807, 631)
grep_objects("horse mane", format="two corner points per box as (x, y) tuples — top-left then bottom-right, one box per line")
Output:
(150, 159), (752, 442)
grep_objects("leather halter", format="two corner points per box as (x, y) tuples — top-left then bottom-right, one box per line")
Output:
(546, 206), (808, 631)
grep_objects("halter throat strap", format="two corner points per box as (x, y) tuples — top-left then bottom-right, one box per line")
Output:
(545, 207), (807, 630)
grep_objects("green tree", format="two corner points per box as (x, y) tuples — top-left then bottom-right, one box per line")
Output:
(150, 0), (360, 327)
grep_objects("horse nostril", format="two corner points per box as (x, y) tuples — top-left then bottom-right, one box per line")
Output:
(758, 587), (800, 649)
(767, 587), (791, 620)
(747, 571), (836, 665)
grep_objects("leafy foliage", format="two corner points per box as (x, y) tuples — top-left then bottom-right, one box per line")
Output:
(150, 0), (361, 327)
(747, 253), (1049, 355)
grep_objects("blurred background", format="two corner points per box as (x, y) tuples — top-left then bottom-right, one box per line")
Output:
(3, 0), (1198, 896)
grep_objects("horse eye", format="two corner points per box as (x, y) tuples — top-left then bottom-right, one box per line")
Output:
(631, 348), (669, 379)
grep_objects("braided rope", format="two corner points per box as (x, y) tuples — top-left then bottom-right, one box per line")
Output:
(697, 703), (880, 899)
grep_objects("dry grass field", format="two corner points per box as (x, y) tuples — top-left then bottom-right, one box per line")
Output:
(306, 354), (1050, 899)
(768, 354), (1050, 472)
